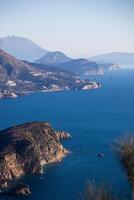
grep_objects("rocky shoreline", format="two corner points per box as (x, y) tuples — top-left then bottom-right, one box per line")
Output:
(0, 81), (101, 100)
(0, 122), (71, 196)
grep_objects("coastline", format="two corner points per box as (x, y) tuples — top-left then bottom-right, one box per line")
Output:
(0, 82), (101, 100)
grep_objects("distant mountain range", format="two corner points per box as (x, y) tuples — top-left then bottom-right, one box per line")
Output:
(0, 36), (133, 67)
(0, 36), (48, 62)
(35, 52), (103, 75)
(90, 52), (134, 65)
(0, 35), (123, 79)
(0, 49), (101, 99)
(36, 53), (120, 75)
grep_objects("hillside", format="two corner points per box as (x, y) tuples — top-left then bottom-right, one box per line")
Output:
(0, 49), (101, 99)
(57, 58), (103, 75)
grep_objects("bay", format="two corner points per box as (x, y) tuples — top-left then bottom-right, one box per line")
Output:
(0, 69), (134, 200)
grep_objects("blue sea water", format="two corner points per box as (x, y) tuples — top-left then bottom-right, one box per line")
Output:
(0, 69), (134, 200)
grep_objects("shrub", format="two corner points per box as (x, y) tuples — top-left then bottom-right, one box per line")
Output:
(114, 135), (134, 187)
(79, 182), (114, 200)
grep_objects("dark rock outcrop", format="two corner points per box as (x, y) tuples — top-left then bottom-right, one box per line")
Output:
(7, 184), (31, 196)
(56, 131), (72, 140)
(0, 122), (70, 189)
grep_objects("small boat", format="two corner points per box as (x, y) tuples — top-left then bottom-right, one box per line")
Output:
(97, 153), (104, 157)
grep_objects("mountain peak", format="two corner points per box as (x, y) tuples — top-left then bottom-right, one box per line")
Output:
(35, 51), (72, 65)
(0, 35), (48, 62)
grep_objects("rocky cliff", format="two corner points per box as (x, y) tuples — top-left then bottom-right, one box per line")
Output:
(0, 122), (70, 189)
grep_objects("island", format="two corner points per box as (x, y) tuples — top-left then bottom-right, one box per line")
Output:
(0, 122), (71, 195)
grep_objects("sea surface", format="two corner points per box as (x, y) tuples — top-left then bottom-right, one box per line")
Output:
(0, 69), (134, 200)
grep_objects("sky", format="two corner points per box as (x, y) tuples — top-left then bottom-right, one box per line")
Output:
(0, 0), (134, 58)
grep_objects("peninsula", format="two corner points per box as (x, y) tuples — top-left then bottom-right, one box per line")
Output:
(0, 122), (71, 194)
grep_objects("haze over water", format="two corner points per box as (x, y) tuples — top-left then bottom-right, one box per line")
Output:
(0, 69), (134, 200)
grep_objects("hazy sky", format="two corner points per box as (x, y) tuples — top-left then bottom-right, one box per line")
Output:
(0, 0), (134, 58)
